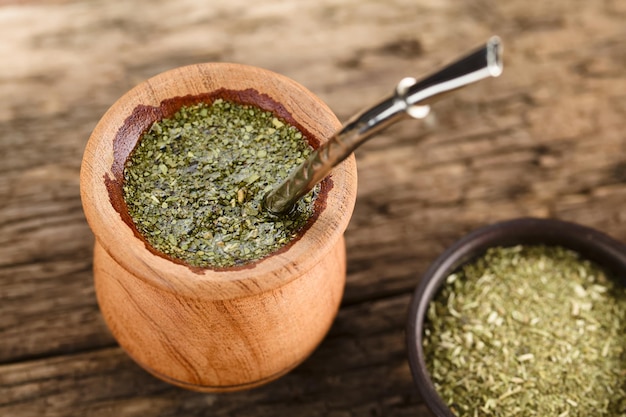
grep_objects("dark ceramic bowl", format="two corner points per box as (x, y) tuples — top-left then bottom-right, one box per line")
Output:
(406, 217), (626, 417)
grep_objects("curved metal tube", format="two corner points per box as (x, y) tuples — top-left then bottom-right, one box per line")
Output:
(263, 36), (503, 214)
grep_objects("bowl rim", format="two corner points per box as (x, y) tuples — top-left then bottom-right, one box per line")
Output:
(406, 217), (626, 417)
(80, 62), (358, 300)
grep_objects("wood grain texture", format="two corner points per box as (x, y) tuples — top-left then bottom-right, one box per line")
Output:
(80, 62), (357, 298)
(80, 62), (358, 391)
(1, 0), (626, 414)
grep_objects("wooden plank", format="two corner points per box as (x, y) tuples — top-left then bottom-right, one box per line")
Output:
(0, 294), (433, 417)
(0, 258), (114, 363)
(0, 0), (626, 415)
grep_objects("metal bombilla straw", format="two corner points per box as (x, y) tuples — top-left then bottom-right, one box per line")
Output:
(263, 36), (503, 215)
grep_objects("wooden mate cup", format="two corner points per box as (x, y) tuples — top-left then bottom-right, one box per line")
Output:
(80, 63), (358, 392)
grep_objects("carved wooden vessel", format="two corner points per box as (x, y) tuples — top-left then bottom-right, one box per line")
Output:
(80, 63), (358, 392)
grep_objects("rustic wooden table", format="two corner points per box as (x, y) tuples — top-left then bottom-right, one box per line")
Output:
(1, 1), (625, 416)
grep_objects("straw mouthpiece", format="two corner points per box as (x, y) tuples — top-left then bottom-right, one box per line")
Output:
(487, 36), (503, 77)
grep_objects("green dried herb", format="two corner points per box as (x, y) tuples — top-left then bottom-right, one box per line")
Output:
(424, 245), (626, 416)
(122, 99), (318, 268)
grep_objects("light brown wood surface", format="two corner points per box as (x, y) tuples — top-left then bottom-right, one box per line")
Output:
(1, 0), (626, 415)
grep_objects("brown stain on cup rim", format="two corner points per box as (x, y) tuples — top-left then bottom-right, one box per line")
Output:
(104, 88), (333, 273)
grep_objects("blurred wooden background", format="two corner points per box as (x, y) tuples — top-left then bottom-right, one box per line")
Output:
(1, 0), (625, 415)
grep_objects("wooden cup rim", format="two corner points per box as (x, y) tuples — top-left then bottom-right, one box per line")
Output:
(80, 62), (357, 300)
